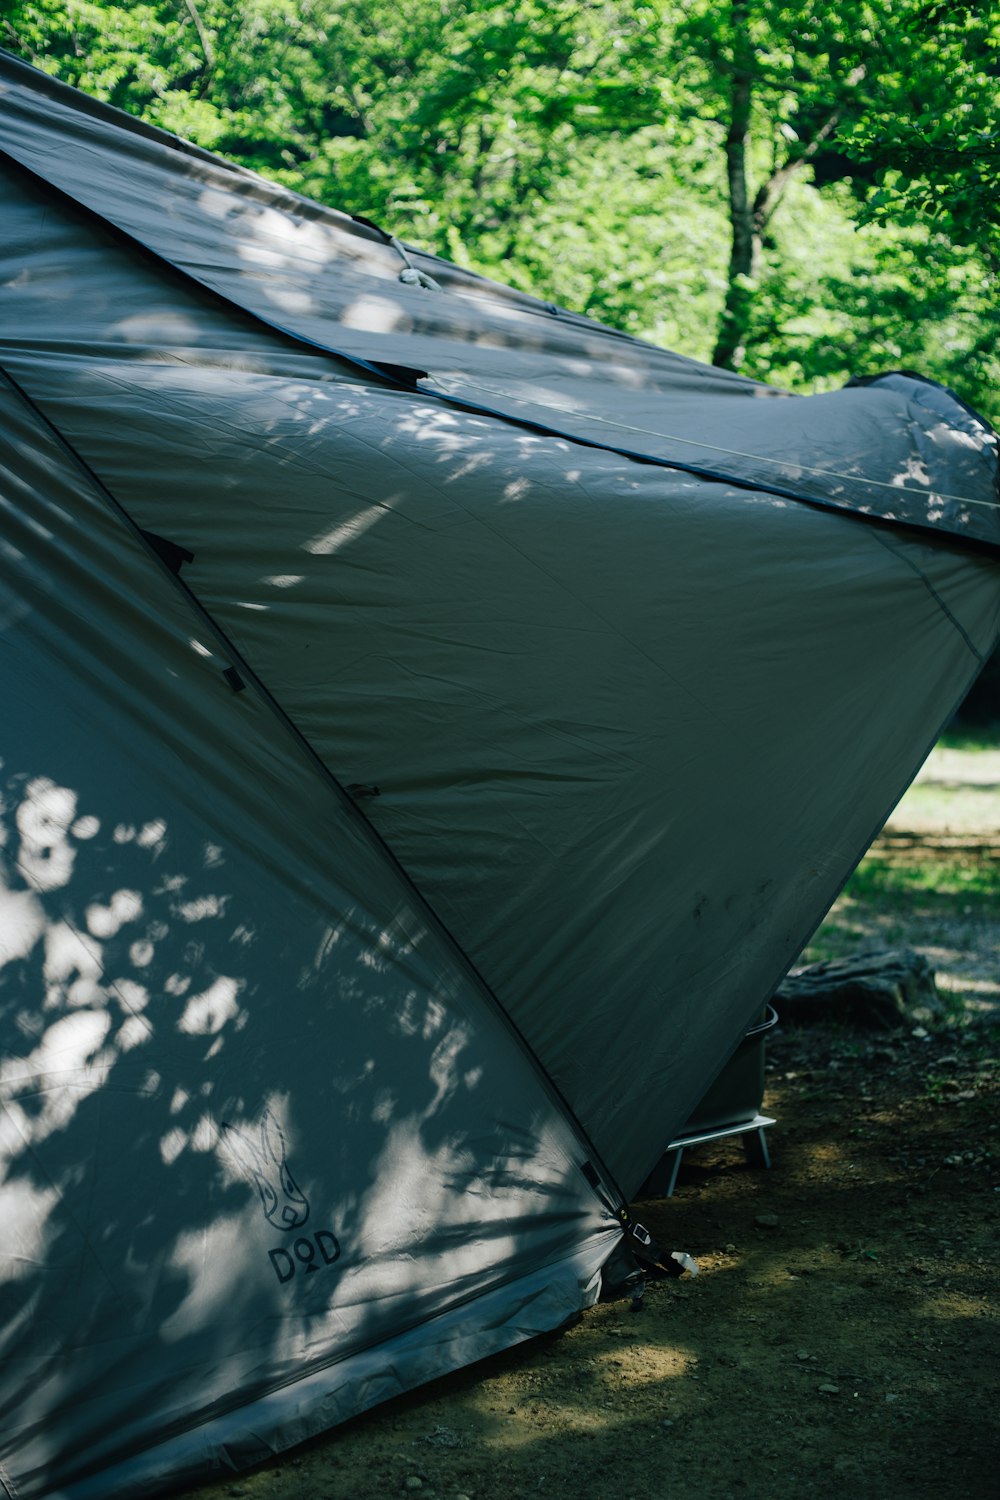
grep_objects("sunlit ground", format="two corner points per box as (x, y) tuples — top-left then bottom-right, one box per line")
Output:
(182, 1017), (999, 1500)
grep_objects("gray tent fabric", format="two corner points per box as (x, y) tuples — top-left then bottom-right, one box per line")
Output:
(2, 47), (1000, 1500)
(0, 375), (618, 1499)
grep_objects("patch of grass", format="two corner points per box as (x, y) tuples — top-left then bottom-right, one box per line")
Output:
(894, 780), (1000, 825)
(799, 924), (862, 964)
(845, 854), (1000, 904)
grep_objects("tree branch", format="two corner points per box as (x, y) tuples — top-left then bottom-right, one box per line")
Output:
(181, 0), (214, 79)
(753, 66), (866, 234)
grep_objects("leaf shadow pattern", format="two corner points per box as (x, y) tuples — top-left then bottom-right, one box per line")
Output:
(0, 723), (612, 1496)
(0, 386), (614, 1499)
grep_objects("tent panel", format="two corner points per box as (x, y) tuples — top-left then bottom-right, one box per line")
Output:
(0, 384), (616, 1499)
(7, 345), (999, 1192)
(3, 50), (1000, 1500)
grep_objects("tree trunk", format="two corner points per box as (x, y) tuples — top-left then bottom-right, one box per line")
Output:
(712, 42), (865, 372)
(712, 68), (759, 370)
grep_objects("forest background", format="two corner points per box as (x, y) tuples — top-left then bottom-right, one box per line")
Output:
(4, 0), (998, 427)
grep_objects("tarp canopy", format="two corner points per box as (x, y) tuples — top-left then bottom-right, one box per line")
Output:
(1, 48), (999, 1500)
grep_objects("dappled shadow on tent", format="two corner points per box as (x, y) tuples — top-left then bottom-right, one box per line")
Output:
(0, 742), (605, 1493)
(0, 374), (614, 1494)
(8, 299), (1000, 1204)
(3, 137), (996, 550)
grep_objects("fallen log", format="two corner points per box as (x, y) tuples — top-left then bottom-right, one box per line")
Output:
(776, 947), (945, 1029)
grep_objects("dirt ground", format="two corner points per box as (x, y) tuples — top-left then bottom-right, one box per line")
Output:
(186, 746), (999, 1500)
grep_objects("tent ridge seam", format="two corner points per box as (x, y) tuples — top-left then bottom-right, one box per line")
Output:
(2, 144), (997, 557)
(0, 146), (415, 397)
(420, 384), (1000, 556)
(869, 528), (987, 664)
(429, 374), (997, 509)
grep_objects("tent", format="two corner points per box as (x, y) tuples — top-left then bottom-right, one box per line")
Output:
(1, 48), (998, 1499)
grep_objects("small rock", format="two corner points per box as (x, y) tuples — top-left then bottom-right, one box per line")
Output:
(817, 1384), (840, 1395)
(755, 1213), (780, 1229)
(421, 1426), (462, 1449)
(796, 1350), (811, 1361)
(405, 1479), (424, 1493)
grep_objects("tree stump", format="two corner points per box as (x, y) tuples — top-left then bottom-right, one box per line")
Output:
(775, 947), (945, 1029)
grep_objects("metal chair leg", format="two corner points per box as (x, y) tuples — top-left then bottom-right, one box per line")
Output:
(742, 1125), (772, 1170)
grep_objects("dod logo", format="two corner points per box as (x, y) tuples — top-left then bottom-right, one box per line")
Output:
(221, 1107), (341, 1285)
(268, 1230), (341, 1284)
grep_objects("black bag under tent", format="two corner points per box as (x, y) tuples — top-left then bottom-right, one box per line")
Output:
(1, 50), (998, 1500)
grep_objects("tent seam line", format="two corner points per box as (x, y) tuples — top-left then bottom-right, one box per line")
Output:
(2, 145), (998, 559)
(868, 528), (986, 664)
(0, 359), (630, 1222)
(420, 384), (1000, 556)
(0, 147), (415, 396)
(428, 374), (999, 508)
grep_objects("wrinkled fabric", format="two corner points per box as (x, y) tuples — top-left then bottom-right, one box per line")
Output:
(0, 378), (617, 1499)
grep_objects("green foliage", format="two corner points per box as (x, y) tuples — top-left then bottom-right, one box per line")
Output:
(839, 6), (1000, 263)
(939, 726), (1000, 754)
(833, 5), (1000, 424)
(725, 179), (999, 420)
(4, 0), (338, 160)
(846, 853), (1000, 905)
(3, 0), (997, 423)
